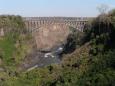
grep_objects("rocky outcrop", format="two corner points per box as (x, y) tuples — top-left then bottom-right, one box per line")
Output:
(33, 24), (70, 51)
(0, 28), (4, 37)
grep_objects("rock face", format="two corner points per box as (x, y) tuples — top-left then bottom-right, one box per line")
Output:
(33, 24), (70, 51)
(19, 24), (70, 71)
(0, 28), (4, 37)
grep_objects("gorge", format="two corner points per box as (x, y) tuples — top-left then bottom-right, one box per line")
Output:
(19, 17), (90, 71)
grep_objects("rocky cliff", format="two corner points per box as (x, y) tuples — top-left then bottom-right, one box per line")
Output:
(33, 24), (70, 51)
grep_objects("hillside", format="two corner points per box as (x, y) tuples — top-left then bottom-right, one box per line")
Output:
(0, 15), (34, 84)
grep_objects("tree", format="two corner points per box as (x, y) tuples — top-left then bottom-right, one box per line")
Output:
(63, 27), (83, 54)
(97, 4), (109, 14)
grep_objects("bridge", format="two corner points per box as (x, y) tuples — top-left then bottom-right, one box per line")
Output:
(23, 17), (92, 32)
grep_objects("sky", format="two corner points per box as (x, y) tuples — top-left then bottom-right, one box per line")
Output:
(0, 0), (115, 17)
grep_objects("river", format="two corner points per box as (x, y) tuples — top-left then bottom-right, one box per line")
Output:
(20, 44), (64, 71)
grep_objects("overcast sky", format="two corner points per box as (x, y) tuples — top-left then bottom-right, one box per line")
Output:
(0, 0), (115, 17)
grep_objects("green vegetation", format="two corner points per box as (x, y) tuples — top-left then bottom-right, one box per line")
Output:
(0, 15), (32, 66)
(63, 27), (83, 54)
(0, 15), (34, 85)
(1, 9), (115, 86)
(0, 34), (16, 65)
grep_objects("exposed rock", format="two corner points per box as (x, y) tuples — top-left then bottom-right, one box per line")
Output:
(34, 24), (70, 51)
(0, 28), (4, 37)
